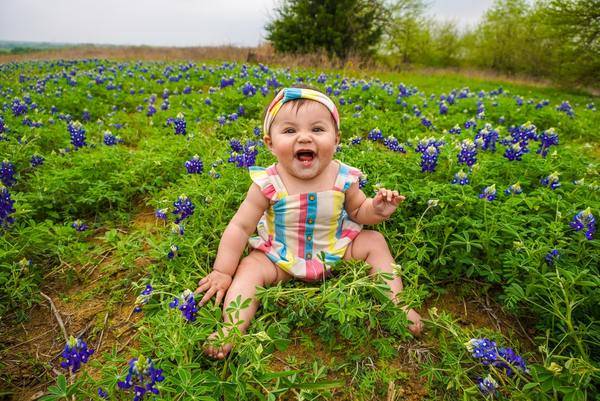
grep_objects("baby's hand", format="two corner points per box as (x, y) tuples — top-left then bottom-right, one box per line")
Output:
(194, 270), (232, 306)
(372, 188), (405, 218)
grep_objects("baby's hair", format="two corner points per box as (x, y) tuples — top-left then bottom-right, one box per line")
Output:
(263, 84), (340, 136)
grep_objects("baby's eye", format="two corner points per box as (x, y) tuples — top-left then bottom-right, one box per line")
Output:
(283, 128), (296, 134)
(312, 127), (325, 132)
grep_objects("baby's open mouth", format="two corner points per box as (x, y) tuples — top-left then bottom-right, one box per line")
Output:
(295, 150), (315, 162)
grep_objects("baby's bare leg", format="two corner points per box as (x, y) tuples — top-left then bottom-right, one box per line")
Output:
(206, 250), (291, 359)
(343, 230), (423, 335)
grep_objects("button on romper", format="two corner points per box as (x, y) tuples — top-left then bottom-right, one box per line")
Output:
(248, 160), (363, 281)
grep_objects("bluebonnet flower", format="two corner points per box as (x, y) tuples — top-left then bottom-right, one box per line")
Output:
(474, 124), (499, 151)
(167, 244), (179, 259)
(82, 109), (90, 121)
(586, 103), (596, 111)
(540, 172), (560, 190)
(204, 98), (212, 106)
(11, 98), (28, 116)
(237, 105), (245, 116)
(545, 249), (559, 265)
(476, 375), (498, 397)
(570, 207), (595, 240)
(0, 160), (16, 187)
(68, 121), (87, 149)
(228, 140), (258, 168)
(368, 128), (383, 141)
(537, 128), (559, 158)
(60, 336), (94, 373)
(383, 136), (406, 153)
(217, 115), (227, 126)
(504, 183), (523, 195)
(209, 166), (221, 179)
(503, 142), (527, 161)
(253, 127), (261, 137)
(155, 208), (168, 221)
(72, 219), (88, 231)
(241, 82), (256, 96)
(185, 154), (203, 174)
(515, 96), (523, 107)
(183, 86), (192, 94)
(448, 124), (461, 135)
(457, 139), (477, 167)
(452, 170), (469, 185)
(228, 112), (238, 122)
(350, 137), (362, 145)
(98, 388), (108, 399)
(420, 117), (433, 129)
(479, 185), (497, 201)
(359, 176), (368, 189)
(0, 185), (16, 230)
(496, 347), (528, 376)
(556, 100), (574, 117)
(467, 338), (527, 376)
(161, 100), (170, 111)
(317, 73), (327, 83)
(170, 113), (186, 135)
(415, 138), (444, 173)
(133, 284), (153, 313)
(117, 355), (164, 401)
(439, 101), (448, 115)
(172, 195), (195, 223)
(146, 104), (156, 117)
(0, 116), (6, 136)
(103, 130), (123, 146)
(466, 338), (497, 364)
(220, 76), (235, 88)
(169, 289), (198, 322)
(171, 222), (184, 236)
(464, 118), (476, 130)
(30, 155), (44, 167)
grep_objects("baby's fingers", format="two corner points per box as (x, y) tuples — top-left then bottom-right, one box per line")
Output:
(199, 287), (217, 306)
(194, 281), (211, 295)
(215, 289), (226, 306)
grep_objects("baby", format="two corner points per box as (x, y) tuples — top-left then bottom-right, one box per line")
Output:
(195, 86), (422, 359)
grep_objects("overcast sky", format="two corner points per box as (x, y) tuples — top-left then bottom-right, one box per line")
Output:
(0, 0), (494, 47)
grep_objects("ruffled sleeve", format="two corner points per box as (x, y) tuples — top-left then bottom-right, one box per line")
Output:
(249, 166), (279, 201)
(334, 161), (363, 192)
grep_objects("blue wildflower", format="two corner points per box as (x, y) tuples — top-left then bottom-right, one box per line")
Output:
(169, 289), (198, 322)
(220, 76), (235, 88)
(545, 249), (559, 265)
(98, 388), (108, 399)
(556, 100), (574, 117)
(439, 101), (448, 115)
(103, 130), (123, 146)
(474, 124), (499, 151)
(504, 183), (523, 195)
(479, 185), (497, 201)
(448, 124), (461, 135)
(503, 142), (527, 161)
(133, 284), (153, 313)
(452, 170), (469, 185)
(368, 128), (383, 141)
(242, 82), (256, 96)
(540, 172), (560, 190)
(72, 219), (88, 231)
(351, 137), (362, 145)
(464, 118), (476, 130)
(421, 117), (433, 129)
(30, 155), (44, 167)
(172, 195), (195, 223)
(457, 139), (477, 166)
(383, 136), (406, 153)
(0, 185), (16, 230)
(169, 113), (186, 135)
(146, 104), (156, 117)
(68, 121), (87, 149)
(167, 244), (179, 259)
(415, 138), (444, 173)
(185, 155), (203, 174)
(117, 355), (164, 401)
(570, 207), (595, 240)
(0, 160), (16, 187)
(60, 336), (94, 373)
(476, 375), (498, 397)
(228, 140), (258, 168)
(253, 127), (261, 137)
(155, 208), (168, 221)
(537, 128), (559, 158)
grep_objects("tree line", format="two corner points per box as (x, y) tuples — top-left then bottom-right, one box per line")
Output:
(265, 0), (599, 87)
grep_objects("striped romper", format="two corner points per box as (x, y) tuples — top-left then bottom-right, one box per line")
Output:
(248, 160), (363, 281)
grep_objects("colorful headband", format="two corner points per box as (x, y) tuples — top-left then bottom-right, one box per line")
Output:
(263, 87), (340, 135)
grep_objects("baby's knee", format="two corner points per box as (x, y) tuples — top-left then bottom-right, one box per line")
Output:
(360, 230), (387, 247)
(235, 253), (277, 285)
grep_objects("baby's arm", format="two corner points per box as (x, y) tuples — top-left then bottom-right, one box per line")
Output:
(195, 183), (269, 305)
(345, 182), (405, 225)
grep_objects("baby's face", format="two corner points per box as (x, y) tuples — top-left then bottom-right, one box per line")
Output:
(265, 100), (339, 181)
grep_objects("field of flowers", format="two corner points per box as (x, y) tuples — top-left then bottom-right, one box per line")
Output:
(0, 59), (599, 401)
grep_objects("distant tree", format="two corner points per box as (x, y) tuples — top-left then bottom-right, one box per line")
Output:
(541, 0), (600, 86)
(380, 0), (430, 65)
(265, 0), (387, 61)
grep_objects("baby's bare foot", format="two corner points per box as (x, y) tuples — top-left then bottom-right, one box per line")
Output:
(403, 307), (424, 337)
(204, 330), (233, 360)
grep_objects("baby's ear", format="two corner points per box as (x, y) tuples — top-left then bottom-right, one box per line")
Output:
(335, 131), (341, 145)
(263, 135), (272, 149)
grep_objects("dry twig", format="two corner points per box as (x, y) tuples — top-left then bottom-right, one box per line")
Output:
(40, 292), (68, 342)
